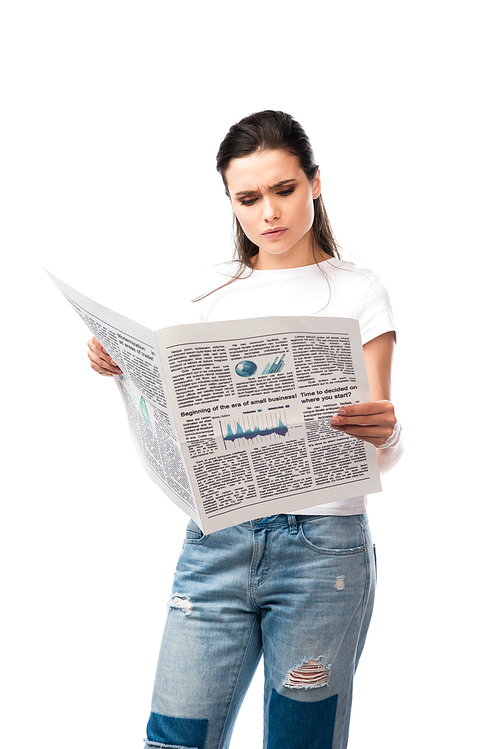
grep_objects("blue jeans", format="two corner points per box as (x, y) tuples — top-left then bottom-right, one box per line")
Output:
(144, 513), (376, 749)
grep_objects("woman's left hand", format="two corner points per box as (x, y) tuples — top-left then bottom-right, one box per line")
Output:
(331, 400), (397, 448)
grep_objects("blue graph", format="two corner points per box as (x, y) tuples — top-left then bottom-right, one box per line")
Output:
(221, 412), (289, 447)
(261, 354), (285, 375)
(224, 420), (288, 442)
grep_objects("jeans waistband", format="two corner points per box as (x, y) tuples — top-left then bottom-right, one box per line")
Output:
(241, 514), (321, 532)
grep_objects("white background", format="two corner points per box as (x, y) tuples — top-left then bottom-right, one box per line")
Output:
(1, 1), (498, 747)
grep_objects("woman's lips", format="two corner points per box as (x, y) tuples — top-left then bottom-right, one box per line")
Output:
(261, 228), (288, 240)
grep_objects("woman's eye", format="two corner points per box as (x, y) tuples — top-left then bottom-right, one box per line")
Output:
(240, 187), (294, 206)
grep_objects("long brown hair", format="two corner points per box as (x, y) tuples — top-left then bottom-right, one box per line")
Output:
(195, 110), (341, 298)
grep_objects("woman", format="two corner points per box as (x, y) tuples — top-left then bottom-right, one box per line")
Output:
(88, 110), (402, 749)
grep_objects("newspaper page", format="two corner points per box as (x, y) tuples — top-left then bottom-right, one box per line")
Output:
(48, 271), (381, 533)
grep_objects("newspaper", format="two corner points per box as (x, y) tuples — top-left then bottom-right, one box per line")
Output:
(48, 270), (381, 533)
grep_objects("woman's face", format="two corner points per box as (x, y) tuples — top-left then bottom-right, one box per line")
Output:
(225, 149), (321, 270)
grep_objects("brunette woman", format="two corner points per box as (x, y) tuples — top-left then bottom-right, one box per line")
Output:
(88, 110), (402, 749)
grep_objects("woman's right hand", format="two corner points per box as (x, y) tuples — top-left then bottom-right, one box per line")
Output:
(87, 336), (123, 377)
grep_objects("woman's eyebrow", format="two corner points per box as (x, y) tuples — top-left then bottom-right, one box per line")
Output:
(234, 178), (297, 197)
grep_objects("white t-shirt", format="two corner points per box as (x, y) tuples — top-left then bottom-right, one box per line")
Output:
(191, 258), (396, 516)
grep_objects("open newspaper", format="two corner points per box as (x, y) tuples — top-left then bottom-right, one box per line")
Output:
(48, 271), (381, 532)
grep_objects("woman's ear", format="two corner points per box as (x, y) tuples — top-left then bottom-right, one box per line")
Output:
(313, 168), (322, 199)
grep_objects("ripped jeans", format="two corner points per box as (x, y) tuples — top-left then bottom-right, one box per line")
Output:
(144, 513), (376, 749)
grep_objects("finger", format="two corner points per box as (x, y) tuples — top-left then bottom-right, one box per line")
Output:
(90, 364), (114, 376)
(331, 425), (395, 447)
(331, 413), (383, 427)
(88, 353), (117, 375)
(87, 343), (110, 367)
(87, 337), (121, 369)
(88, 337), (111, 360)
(88, 352), (113, 375)
(87, 343), (122, 375)
(333, 424), (394, 438)
(331, 402), (396, 429)
(336, 401), (390, 417)
(87, 336), (109, 356)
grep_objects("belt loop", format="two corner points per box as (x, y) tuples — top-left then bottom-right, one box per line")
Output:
(287, 514), (298, 535)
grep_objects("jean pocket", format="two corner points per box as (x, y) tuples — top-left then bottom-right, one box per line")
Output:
(298, 516), (366, 556)
(184, 518), (209, 544)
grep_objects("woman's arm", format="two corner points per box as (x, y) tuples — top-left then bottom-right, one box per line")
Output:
(330, 331), (403, 474)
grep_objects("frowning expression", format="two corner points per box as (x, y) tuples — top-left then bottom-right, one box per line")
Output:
(225, 149), (321, 269)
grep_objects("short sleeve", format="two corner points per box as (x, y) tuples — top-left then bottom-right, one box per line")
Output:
(353, 273), (396, 345)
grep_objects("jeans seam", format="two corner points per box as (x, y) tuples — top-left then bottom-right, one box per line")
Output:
(297, 525), (365, 556)
(355, 513), (369, 531)
(216, 616), (261, 749)
(359, 523), (375, 624)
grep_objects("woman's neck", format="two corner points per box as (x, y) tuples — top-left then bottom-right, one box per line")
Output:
(251, 247), (331, 271)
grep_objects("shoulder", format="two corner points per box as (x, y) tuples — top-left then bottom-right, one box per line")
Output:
(339, 260), (394, 342)
(317, 258), (395, 343)
(318, 258), (390, 307)
(321, 257), (383, 286)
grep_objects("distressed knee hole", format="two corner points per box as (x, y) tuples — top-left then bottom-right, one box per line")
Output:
(284, 658), (331, 689)
(167, 594), (193, 616)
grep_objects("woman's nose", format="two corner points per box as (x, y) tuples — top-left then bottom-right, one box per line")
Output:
(263, 197), (279, 222)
